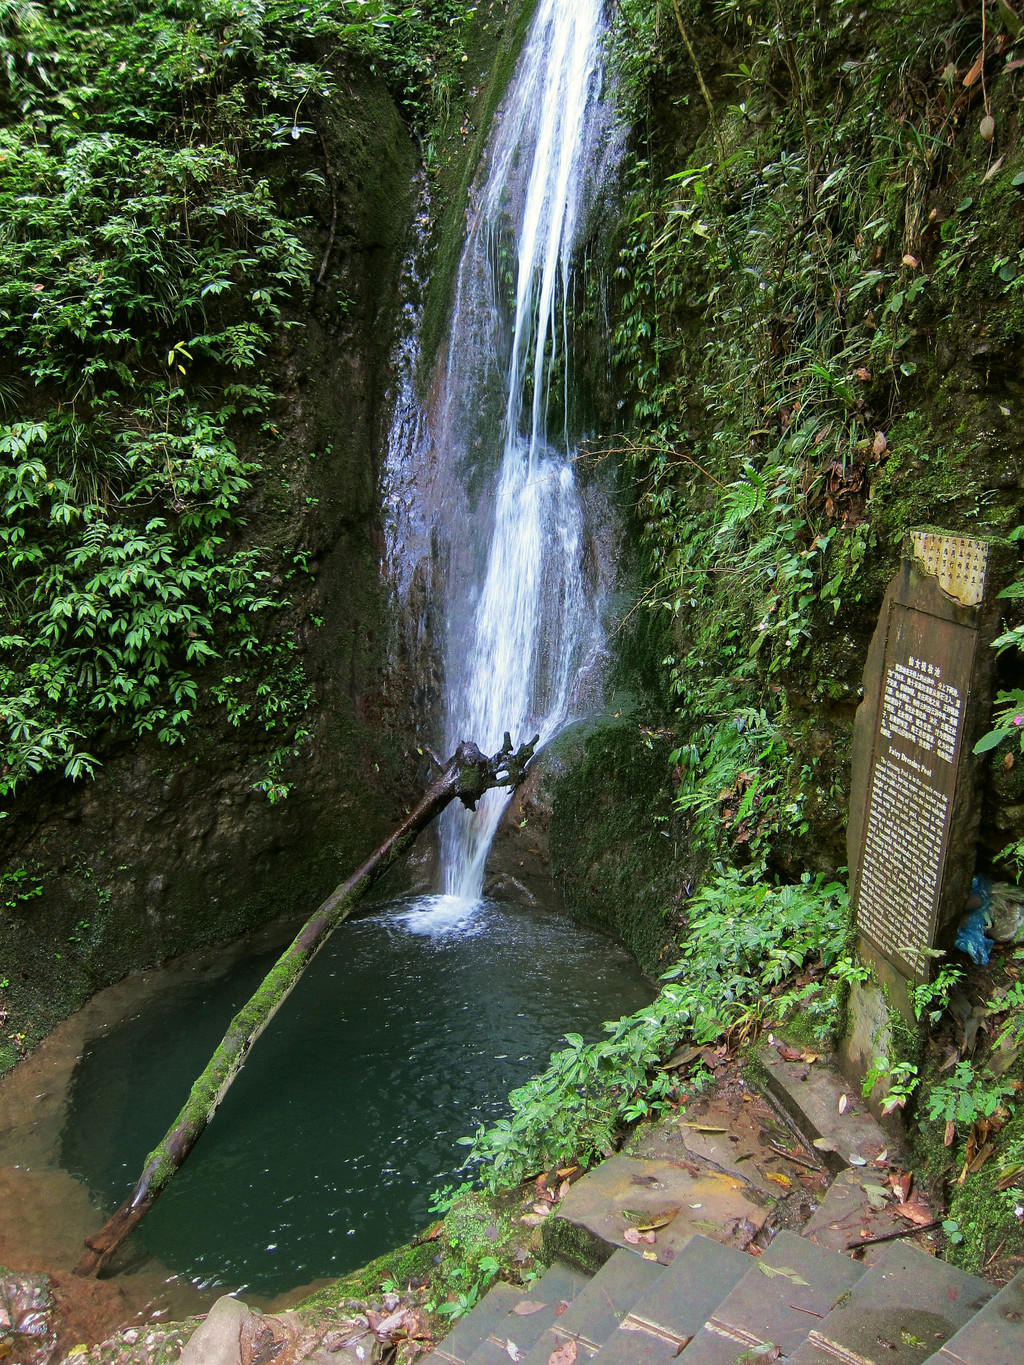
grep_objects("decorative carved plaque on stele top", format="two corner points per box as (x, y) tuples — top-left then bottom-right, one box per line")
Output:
(849, 531), (1003, 986)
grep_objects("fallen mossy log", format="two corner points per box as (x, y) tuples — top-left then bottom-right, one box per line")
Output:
(75, 734), (537, 1277)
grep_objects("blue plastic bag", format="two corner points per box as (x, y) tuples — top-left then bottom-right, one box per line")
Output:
(955, 875), (994, 965)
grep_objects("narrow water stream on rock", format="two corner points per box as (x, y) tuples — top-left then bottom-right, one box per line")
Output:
(386, 0), (621, 900)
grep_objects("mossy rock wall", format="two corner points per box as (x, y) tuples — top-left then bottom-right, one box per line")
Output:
(546, 716), (689, 977)
(602, 0), (1024, 891)
(0, 1), (552, 1065)
(0, 61), (416, 1057)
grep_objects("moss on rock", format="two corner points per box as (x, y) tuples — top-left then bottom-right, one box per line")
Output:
(547, 716), (689, 976)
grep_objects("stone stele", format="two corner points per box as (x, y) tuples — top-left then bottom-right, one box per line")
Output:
(845, 529), (1012, 1062)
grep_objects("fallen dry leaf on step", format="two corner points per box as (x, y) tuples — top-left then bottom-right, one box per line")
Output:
(944, 1120), (956, 1148)
(512, 1303), (546, 1317)
(862, 1183), (890, 1209)
(633, 1209), (679, 1232)
(641, 1251), (659, 1261)
(838, 1093), (849, 1115)
(766, 1172), (792, 1188)
(676, 1122), (729, 1133)
(897, 1198), (934, 1227)
(556, 1166), (578, 1179)
(758, 1264), (809, 1286)
(506, 1342), (523, 1362)
(889, 1171), (912, 1204)
(812, 1137), (839, 1153)
(374, 1309), (414, 1339)
(554, 1302), (570, 1318)
(623, 1226), (660, 1245)
(548, 1341), (577, 1365)
(531, 1203), (552, 1218)
(557, 1180), (571, 1201)
(775, 1044), (821, 1064)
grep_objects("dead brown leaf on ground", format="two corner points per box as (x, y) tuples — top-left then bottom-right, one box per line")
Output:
(548, 1339), (577, 1365)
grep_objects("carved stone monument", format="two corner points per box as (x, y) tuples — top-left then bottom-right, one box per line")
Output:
(844, 529), (1010, 1080)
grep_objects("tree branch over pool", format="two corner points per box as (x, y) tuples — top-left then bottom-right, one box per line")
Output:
(75, 734), (538, 1277)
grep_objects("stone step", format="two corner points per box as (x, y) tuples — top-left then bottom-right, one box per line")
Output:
(785, 1242), (993, 1365)
(590, 1233), (753, 1364)
(677, 1229), (866, 1364)
(548, 1153), (766, 1269)
(519, 1248), (665, 1364)
(631, 1089), (828, 1204)
(432, 1283), (527, 1365)
(466, 1261), (593, 1365)
(922, 1268), (1024, 1365)
(756, 1042), (889, 1175)
(802, 1167), (940, 1266)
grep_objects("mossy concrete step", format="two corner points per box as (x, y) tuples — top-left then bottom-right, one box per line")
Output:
(756, 1042), (890, 1175)
(519, 1248), (665, 1364)
(592, 1233), (752, 1360)
(678, 1229), (866, 1365)
(583, 1330), (680, 1365)
(547, 1155), (767, 1269)
(802, 1167), (940, 1266)
(632, 1088), (828, 1204)
(465, 1262), (593, 1365)
(922, 1268), (1024, 1365)
(432, 1283), (527, 1365)
(785, 1242), (993, 1365)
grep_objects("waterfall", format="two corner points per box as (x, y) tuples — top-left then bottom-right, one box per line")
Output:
(386, 0), (618, 904)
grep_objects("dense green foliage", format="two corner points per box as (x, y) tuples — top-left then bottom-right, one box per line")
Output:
(466, 6), (1024, 1257)
(464, 867), (851, 1187)
(584, 0), (1024, 1257)
(0, 0), (476, 803)
(607, 0), (1024, 862)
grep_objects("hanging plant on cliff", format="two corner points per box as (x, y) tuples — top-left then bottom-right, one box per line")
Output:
(0, 0), (477, 802)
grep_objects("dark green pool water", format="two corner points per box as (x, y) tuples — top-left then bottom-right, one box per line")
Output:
(61, 895), (652, 1295)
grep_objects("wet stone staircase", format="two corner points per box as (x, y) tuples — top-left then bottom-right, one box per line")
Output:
(426, 1047), (1024, 1365)
(427, 1231), (1024, 1365)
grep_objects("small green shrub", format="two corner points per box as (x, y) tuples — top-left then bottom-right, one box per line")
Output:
(463, 865), (850, 1189)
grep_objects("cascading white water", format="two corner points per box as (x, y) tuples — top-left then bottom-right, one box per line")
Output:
(386, 0), (618, 904)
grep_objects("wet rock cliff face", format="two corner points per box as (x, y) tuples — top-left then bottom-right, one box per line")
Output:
(0, 65), (419, 1060)
(498, 2), (1024, 970)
